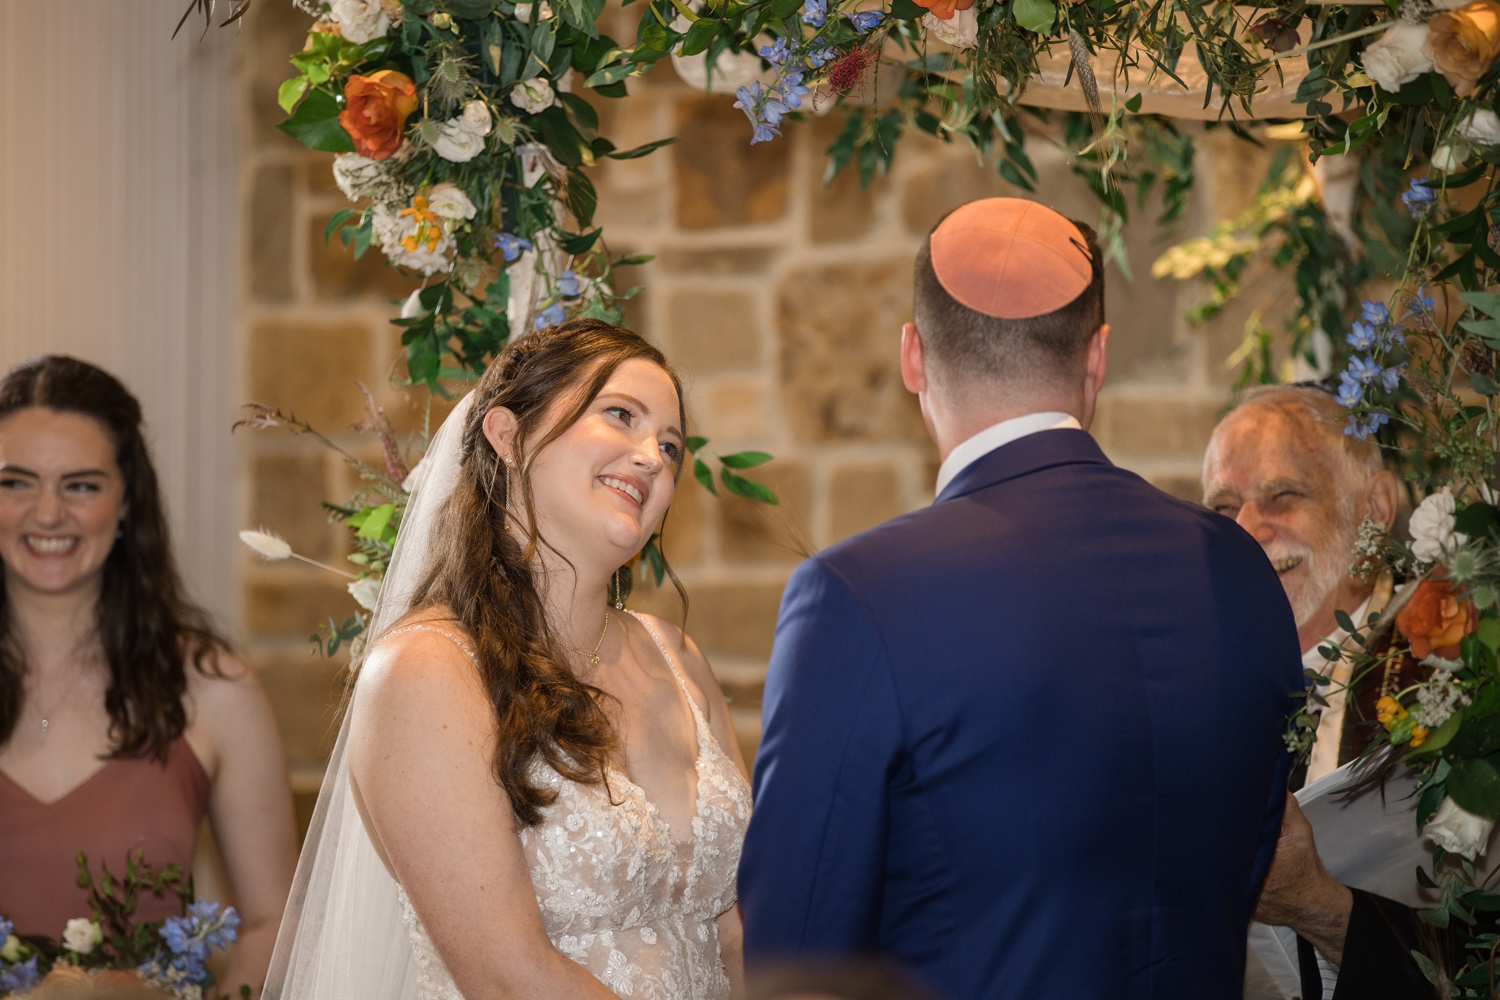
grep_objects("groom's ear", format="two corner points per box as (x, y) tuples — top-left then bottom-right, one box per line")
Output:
(901, 323), (928, 394)
(482, 406), (521, 462)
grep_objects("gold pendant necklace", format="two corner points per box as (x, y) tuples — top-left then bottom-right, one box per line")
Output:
(561, 611), (611, 668)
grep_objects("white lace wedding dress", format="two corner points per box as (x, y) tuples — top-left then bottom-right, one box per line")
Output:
(386, 612), (753, 1000)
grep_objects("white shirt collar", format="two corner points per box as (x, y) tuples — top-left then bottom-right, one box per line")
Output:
(934, 412), (1082, 497)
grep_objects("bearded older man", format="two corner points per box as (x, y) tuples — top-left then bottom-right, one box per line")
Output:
(1203, 384), (1401, 784)
(1204, 385), (1443, 1000)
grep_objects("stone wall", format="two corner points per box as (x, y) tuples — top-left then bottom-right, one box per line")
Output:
(237, 2), (1298, 821)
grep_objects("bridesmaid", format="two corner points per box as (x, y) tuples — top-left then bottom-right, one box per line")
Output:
(0, 356), (297, 996)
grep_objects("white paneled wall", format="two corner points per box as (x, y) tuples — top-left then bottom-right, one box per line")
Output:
(0, 2), (241, 634)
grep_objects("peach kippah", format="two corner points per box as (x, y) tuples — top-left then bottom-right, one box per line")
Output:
(929, 198), (1093, 319)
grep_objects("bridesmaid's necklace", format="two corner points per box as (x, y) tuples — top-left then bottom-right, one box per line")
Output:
(561, 611), (611, 668)
(31, 665), (89, 735)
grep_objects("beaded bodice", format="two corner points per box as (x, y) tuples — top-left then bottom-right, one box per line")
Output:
(386, 614), (751, 1000)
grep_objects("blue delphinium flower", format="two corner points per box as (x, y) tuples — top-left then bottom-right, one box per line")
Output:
(0, 917), (11, 940)
(1403, 284), (1435, 324)
(802, 0), (827, 25)
(777, 69), (810, 109)
(1380, 365), (1404, 393)
(1347, 412), (1390, 441)
(535, 302), (566, 329)
(760, 37), (790, 65)
(1348, 355), (1382, 385)
(494, 232), (533, 262)
(1361, 300), (1390, 325)
(557, 270), (580, 297)
(806, 46), (838, 67)
(1402, 178), (1436, 215)
(1346, 321), (1378, 351)
(0, 956), (39, 993)
(734, 82), (790, 142)
(848, 10), (883, 31)
(162, 915), (196, 957)
(1336, 373), (1364, 409)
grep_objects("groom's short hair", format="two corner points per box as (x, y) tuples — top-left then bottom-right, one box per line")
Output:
(912, 210), (1106, 385)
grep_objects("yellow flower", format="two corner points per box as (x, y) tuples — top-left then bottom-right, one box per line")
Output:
(1377, 695), (1411, 729)
(398, 195), (443, 253)
(1410, 725), (1431, 748)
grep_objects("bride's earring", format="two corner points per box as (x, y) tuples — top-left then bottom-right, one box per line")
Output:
(502, 459), (513, 532)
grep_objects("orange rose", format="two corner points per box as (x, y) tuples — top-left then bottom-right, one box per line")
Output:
(339, 70), (417, 160)
(1424, 0), (1500, 97)
(1396, 578), (1478, 659)
(913, 0), (973, 20)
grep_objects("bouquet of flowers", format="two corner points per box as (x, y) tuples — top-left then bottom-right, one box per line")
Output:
(0, 854), (241, 1000)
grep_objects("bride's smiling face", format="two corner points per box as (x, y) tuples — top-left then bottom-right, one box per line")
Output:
(487, 357), (684, 570)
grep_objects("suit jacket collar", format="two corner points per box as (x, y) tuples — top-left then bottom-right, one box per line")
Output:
(934, 428), (1111, 504)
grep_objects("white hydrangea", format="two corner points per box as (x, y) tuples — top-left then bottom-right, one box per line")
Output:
(1410, 486), (1466, 563)
(426, 183), (477, 221)
(1361, 21), (1434, 94)
(923, 6), (978, 49)
(510, 78), (556, 114)
(372, 204), (453, 275)
(329, 0), (390, 43)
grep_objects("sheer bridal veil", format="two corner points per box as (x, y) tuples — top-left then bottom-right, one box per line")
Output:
(263, 391), (475, 1000)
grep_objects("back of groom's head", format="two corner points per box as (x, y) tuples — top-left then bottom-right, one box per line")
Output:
(913, 198), (1106, 388)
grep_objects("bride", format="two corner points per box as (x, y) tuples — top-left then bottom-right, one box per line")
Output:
(265, 320), (751, 1000)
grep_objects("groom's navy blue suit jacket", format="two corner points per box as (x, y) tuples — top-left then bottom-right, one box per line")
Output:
(739, 428), (1302, 1000)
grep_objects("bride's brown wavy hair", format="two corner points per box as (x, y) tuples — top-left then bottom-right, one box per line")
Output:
(406, 319), (687, 827)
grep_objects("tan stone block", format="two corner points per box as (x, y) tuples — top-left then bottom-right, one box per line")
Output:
(719, 460), (812, 564)
(674, 97), (790, 229)
(253, 454), (333, 561)
(374, 372), (461, 439)
(248, 319), (374, 429)
(683, 581), (786, 658)
(667, 290), (759, 374)
(249, 164), (295, 302)
(1105, 398), (1222, 457)
(777, 259), (927, 444)
(829, 464), (903, 542)
(658, 246), (775, 274)
(661, 465), (704, 565)
(706, 380), (768, 442)
(243, 1), (316, 152)
(246, 579), (358, 637)
(304, 151), (342, 197)
(1151, 474), (1206, 504)
(252, 655), (347, 771)
(308, 212), (422, 302)
(806, 116), (886, 244)
(902, 153), (1014, 236)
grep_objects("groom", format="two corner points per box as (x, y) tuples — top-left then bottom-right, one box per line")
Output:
(738, 198), (1303, 999)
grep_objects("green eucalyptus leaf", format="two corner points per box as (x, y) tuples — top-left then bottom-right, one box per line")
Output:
(586, 61), (639, 87)
(890, 0), (926, 18)
(720, 467), (779, 504)
(686, 436), (709, 452)
(718, 450), (773, 469)
(694, 457), (717, 495)
(559, 228), (603, 254)
(678, 17), (720, 55)
(1460, 291), (1500, 318)
(278, 76), (311, 114)
(276, 89), (354, 152)
(1449, 757), (1500, 817)
(1011, 0), (1056, 34)
(606, 136), (677, 159)
(560, 92), (600, 141)
(323, 209), (356, 245)
(1455, 501), (1500, 539)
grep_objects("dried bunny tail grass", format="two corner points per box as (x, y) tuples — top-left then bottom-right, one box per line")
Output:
(239, 528), (292, 560)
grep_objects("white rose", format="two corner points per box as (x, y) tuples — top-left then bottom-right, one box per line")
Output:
(347, 577), (382, 612)
(1459, 107), (1500, 145)
(329, 0), (390, 43)
(1361, 21), (1434, 93)
(372, 204), (453, 275)
(1409, 486), (1466, 563)
(1432, 138), (1473, 172)
(62, 918), (99, 955)
(432, 121), (487, 162)
(510, 78), (556, 114)
(923, 6), (977, 49)
(331, 153), (381, 201)
(457, 100), (493, 136)
(1424, 796), (1496, 860)
(425, 183), (478, 221)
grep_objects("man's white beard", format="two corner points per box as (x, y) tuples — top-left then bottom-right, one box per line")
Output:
(1267, 521), (1360, 628)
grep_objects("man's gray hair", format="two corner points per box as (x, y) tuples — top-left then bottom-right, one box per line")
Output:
(1224, 384), (1387, 487)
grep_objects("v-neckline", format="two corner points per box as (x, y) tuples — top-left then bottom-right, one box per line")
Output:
(610, 612), (710, 848)
(0, 758), (116, 808)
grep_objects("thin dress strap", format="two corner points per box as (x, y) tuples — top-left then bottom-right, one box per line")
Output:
(381, 623), (480, 668)
(626, 611), (701, 717)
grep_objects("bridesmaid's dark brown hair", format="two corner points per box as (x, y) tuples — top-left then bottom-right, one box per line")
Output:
(0, 356), (228, 759)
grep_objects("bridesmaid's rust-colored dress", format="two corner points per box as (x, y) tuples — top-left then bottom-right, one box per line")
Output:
(0, 739), (209, 937)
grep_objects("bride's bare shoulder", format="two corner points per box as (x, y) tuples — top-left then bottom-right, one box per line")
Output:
(357, 606), (482, 697)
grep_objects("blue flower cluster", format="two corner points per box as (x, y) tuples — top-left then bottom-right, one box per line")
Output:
(801, 0), (827, 26)
(144, 900), (242, 985)
(734, 32), (824, 144)
(1402, 178), (1436, 216)
(535, 269), (582, 330)
(848, 10), (884, 31)
(0, 917), (39, 995)
(1338, 299), (1406, 440)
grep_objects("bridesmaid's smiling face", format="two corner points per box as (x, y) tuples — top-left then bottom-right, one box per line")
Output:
(0, 407), (127, 597)
(492, 358), (684, 571)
